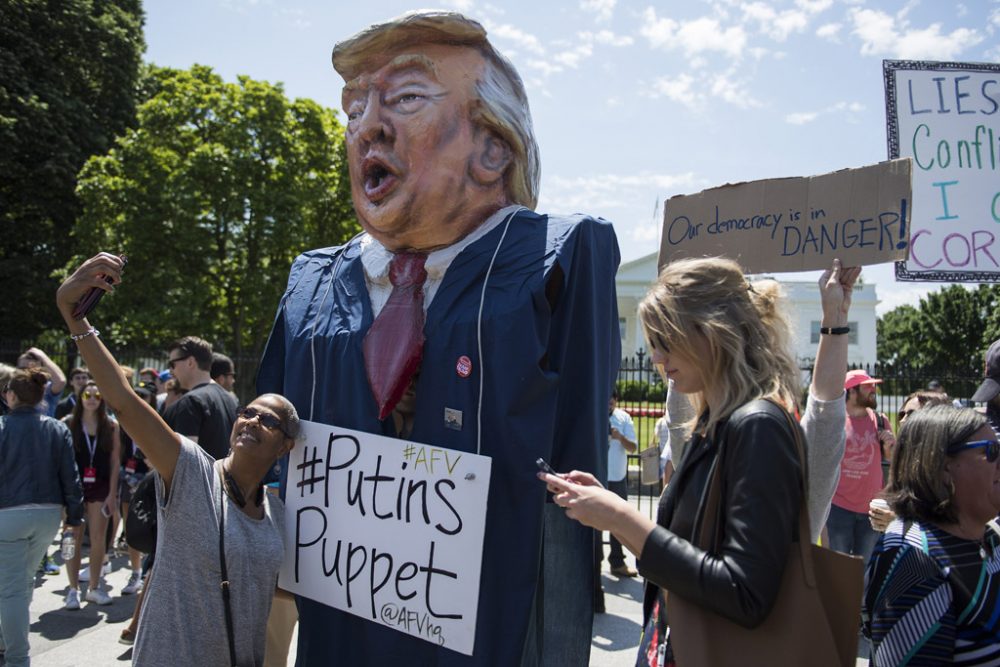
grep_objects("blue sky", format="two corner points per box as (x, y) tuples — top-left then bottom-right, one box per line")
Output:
(144, 0), (1000, 314)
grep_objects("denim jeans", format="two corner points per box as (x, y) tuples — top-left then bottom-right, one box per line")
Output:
(519, 504), (594, 666)
(825, 503), (879, 564)
(0, 506), (63, 667)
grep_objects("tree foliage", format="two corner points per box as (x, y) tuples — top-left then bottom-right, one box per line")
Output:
(877, 284), (1000, 371)
(0, 0), (145, 341)
(72, 65), (358, 364)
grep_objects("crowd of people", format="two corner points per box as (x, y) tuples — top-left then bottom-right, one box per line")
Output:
(3, 254), (997, 667)
(0, 319), (290, 666)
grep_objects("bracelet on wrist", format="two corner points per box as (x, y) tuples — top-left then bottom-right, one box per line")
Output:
(70, 327), (100, 342)
(819, 326), (850, 335)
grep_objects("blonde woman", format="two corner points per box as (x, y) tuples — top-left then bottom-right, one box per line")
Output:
(541, 257), (804, 665)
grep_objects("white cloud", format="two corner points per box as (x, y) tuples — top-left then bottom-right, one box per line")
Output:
(488, 22), (547, 55)
(647, 70), (760, 110)
(632, 221), (662, 243)
(741, 2), (808, 41)
(815, 22), (841, 41)
(580, 0), (616, 22)
(541, 171), (703, 215)
(784, 100), (865, 125)
(710, 71), (761, 109)
(648, 73), (700, 109)
(553, 42), (594, 68)
(485, 17), (640, 81)
(639, 7), (747, 59)
(786, 111), (819, 125)
(739, 0), (832, 41)
(524, 59), (563, 76)
(795, 0), (833, 12)
(583, 29), (634, 46)
(440, 0), (476, 10)
(850, 8), (983, 60)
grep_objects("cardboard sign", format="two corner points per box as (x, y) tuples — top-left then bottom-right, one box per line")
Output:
(657, 159), (912, 274)
(277, 420), (492, 656)
(885, 60), (1000, 282)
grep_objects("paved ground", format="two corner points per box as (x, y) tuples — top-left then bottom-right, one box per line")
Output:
(4, 530), (869, 666)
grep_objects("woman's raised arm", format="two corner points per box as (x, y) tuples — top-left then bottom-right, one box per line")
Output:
(56, 253), (182, 489)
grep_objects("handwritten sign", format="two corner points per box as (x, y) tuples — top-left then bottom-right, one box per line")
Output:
(657, 159), (912, 274)
(277, 420), (492, 656)
(885, 60), (1000, 282)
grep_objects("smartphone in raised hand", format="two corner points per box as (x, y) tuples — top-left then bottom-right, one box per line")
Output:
(71, 254), (127, 321)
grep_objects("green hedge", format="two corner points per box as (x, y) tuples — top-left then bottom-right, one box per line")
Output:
(615, 380), (667, 403)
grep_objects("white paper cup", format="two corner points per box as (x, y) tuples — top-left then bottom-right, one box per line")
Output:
(869, 498), (890, 512)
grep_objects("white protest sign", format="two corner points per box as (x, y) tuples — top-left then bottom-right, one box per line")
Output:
(657, 159), (912, 274)
(885, 60), (1000, 282)
(278, 420), (492, 656)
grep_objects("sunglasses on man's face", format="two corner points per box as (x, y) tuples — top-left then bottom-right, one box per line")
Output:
(947, 439), (1000, 463)
(167, 354), (191, 370)
(82, 390), (102, 400)
(237, 406), (290, 438)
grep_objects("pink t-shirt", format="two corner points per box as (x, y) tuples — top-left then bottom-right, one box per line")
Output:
(831, 411), (883, 514)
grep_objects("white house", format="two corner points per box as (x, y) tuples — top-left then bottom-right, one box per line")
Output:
(615, 253), (879, 367)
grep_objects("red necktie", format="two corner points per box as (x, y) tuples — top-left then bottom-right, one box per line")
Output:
(363, 252), (428, 420)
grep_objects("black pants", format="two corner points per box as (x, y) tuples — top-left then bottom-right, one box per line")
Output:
(605, 479), (628, 567)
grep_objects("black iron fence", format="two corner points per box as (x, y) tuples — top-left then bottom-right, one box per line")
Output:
(613, 353), (984, 516)
(1, 339), (263, 406)
(4, 336), (984, 514)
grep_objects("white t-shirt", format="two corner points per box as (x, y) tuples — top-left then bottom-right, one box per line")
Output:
(607, 408), (636, 482)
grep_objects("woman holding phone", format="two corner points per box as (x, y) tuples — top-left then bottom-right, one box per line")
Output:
(540, 256), (805, 665)
(62, 380), (120, 609)
(57, 252), (297, 666)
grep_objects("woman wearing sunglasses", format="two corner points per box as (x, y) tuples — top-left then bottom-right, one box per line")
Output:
(541, 257), (806, 665)
(864, 405), (1000, 666)
(62, 380), (121, 608)
(56, 253), (298, 667)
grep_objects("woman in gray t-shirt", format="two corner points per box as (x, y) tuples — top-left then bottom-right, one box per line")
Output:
(57, 253), (299, 666)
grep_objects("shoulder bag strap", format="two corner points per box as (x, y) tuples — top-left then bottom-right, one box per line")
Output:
(218, 468), (238, 667)
(695, 401), (817, 588)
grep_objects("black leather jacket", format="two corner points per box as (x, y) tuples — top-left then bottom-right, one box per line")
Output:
(0, 406), (85, 525)
(638, 399), (802, 629)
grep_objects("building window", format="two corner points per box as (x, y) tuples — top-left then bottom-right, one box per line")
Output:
(619, 317), (627, 342)
(810, 321), (858, 345)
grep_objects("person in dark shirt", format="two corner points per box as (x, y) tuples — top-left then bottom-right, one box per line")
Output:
(161, 337), (237, 460)
(971, 338), (1000, 436)
(55, 366), (92, 420)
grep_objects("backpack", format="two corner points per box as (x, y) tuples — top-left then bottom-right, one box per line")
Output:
(125, 473), (157, 553)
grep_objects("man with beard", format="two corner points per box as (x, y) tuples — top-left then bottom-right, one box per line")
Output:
(256, 11), (619, 666)
(826, 369), (895, 561)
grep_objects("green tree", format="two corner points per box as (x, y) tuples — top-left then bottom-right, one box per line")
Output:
(876, 304), (921, 366)
(0, 0), (145, 342)
(72, 65), (358, 365)
(877, 284), (1000, 369)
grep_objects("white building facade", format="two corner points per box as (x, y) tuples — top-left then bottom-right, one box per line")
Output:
(616, 253), (879, 367)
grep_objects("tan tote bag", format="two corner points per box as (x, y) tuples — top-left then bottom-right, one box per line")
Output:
(667, 405), (864, 667)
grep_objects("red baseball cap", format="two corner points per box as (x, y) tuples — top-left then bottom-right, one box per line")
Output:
(844, 369), (882, 391)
